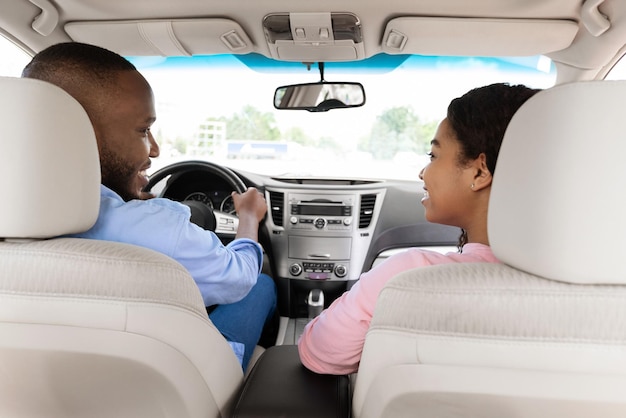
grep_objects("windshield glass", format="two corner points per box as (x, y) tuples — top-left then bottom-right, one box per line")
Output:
(130, 53), (555, 181)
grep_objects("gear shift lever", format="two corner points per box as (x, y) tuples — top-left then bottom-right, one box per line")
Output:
(307, 289), (324, 319)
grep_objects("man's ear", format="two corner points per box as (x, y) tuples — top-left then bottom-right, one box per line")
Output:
(471, 153), (492, 191)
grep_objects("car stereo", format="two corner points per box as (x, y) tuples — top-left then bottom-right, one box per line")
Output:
(288, 195), (354, 231)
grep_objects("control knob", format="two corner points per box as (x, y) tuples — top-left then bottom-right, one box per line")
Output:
(289, 263), (303, 276)
(334, 264), (348, 278)
(314, 217), (327, 229)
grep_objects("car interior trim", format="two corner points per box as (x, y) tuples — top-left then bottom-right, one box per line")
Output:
(382, 17), (580, 56)
(65, 19), (254, 56)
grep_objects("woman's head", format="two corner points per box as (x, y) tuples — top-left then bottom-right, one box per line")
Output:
(447, 83), (540, 176)
(419, 83), (540, 248)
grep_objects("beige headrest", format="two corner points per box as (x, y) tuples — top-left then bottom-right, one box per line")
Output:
(489, 81), (626, 284)
(0, 77), (100, 239)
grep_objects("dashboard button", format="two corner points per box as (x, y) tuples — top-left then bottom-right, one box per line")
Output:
(308, 272), (329, 280)
(289, 263), (303, 276)
(334, 264), (348, 278)
(314, 217), (327, 229)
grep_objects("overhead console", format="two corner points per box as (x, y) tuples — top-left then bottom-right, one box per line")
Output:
(262, 12), (364, 62)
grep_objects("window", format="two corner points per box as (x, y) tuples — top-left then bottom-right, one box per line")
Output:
(130, 54), (556, 181)
(605, 53), (626, 80)
(0, 36), (31, 77)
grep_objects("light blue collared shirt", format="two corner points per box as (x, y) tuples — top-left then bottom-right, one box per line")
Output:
(69, 185), (263, 307)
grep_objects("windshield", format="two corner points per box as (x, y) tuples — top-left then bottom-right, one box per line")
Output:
(132, 54), (556, 180)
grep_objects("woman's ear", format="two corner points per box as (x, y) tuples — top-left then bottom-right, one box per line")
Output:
(471, 153), (492, 191)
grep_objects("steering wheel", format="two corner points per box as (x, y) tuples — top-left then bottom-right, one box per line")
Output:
(144, 160), (247, 234)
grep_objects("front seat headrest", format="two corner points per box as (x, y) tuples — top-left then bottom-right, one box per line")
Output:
(0, 76), (101, 239)
(489, 80), (626, 285)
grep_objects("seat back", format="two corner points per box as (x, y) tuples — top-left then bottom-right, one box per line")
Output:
(352, 81), (626, 418)
(0, 76), (243, 417)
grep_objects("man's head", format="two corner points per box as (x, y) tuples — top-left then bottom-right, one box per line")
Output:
(22, 42), (160, 201)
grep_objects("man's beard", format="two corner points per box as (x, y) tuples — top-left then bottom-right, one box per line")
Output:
(99, 146), (141, 202)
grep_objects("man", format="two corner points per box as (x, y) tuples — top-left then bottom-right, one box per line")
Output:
(22, 42), (276, 370)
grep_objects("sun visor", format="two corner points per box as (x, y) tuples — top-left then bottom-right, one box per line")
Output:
(382, 17), (579, 56)
(65, 19), (253, 56)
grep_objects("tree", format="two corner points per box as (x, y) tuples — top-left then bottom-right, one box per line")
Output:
(359, 106), (437, 159)
(223, 105), (280, 141)
(282, 126), (314, 146)
(317, 136), (342, 153)
(173, 136), (188, 154)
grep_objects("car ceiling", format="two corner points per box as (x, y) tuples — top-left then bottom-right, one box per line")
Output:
(2, 0), (626, 82)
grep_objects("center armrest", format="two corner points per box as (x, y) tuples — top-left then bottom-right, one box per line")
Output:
(232, 344), (351, 418)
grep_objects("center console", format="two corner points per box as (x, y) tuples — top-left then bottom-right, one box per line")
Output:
(264, 185), (386, 340)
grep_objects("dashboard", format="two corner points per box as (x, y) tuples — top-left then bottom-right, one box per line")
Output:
(158, 170), (235, 213)
(150, 161), (461, 319)
(183, 190), (235, 214)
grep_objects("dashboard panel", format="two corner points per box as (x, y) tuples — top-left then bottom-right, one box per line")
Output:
(162, 170), (234, 212)
(151, 163), (461, 318)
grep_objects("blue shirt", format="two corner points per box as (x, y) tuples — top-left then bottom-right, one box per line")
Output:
(69, 185), (263, 307)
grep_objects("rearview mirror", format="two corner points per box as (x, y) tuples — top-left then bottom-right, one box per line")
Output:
(274, 82), (365, 112)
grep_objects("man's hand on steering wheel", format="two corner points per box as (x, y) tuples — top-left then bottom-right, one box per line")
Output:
(231, 187), (267, 242)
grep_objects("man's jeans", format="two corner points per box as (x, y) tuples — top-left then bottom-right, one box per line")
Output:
(209, 273), (277, 370)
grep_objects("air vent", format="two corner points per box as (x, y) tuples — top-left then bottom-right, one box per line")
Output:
(271, 177), (381, 186)
(359, 194), (377, 228)
(269, 191), (284, 227)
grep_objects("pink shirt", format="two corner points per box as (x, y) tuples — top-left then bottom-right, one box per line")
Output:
(297, 243), (499, 375)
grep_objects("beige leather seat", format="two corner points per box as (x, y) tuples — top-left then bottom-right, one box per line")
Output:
(0, 76), (244, 417)
(352, 81), (626, 418)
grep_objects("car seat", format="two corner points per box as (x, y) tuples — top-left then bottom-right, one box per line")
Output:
(0, 76), (244, 417)
(352, 80), (626, 418)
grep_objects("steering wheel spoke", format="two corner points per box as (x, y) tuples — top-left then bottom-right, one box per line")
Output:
(214, 211), (239, 237)
(144, 160), (247, 233)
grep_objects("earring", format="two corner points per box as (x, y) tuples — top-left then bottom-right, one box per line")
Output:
(471, 183), (475, 189)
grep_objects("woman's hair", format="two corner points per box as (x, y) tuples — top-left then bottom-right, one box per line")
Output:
(447, 83), (541, 249)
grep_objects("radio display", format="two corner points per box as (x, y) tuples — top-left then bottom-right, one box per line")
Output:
(297, 204), (349, 216)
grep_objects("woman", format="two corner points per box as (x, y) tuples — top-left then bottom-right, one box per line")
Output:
(297, 83), (540, 375)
